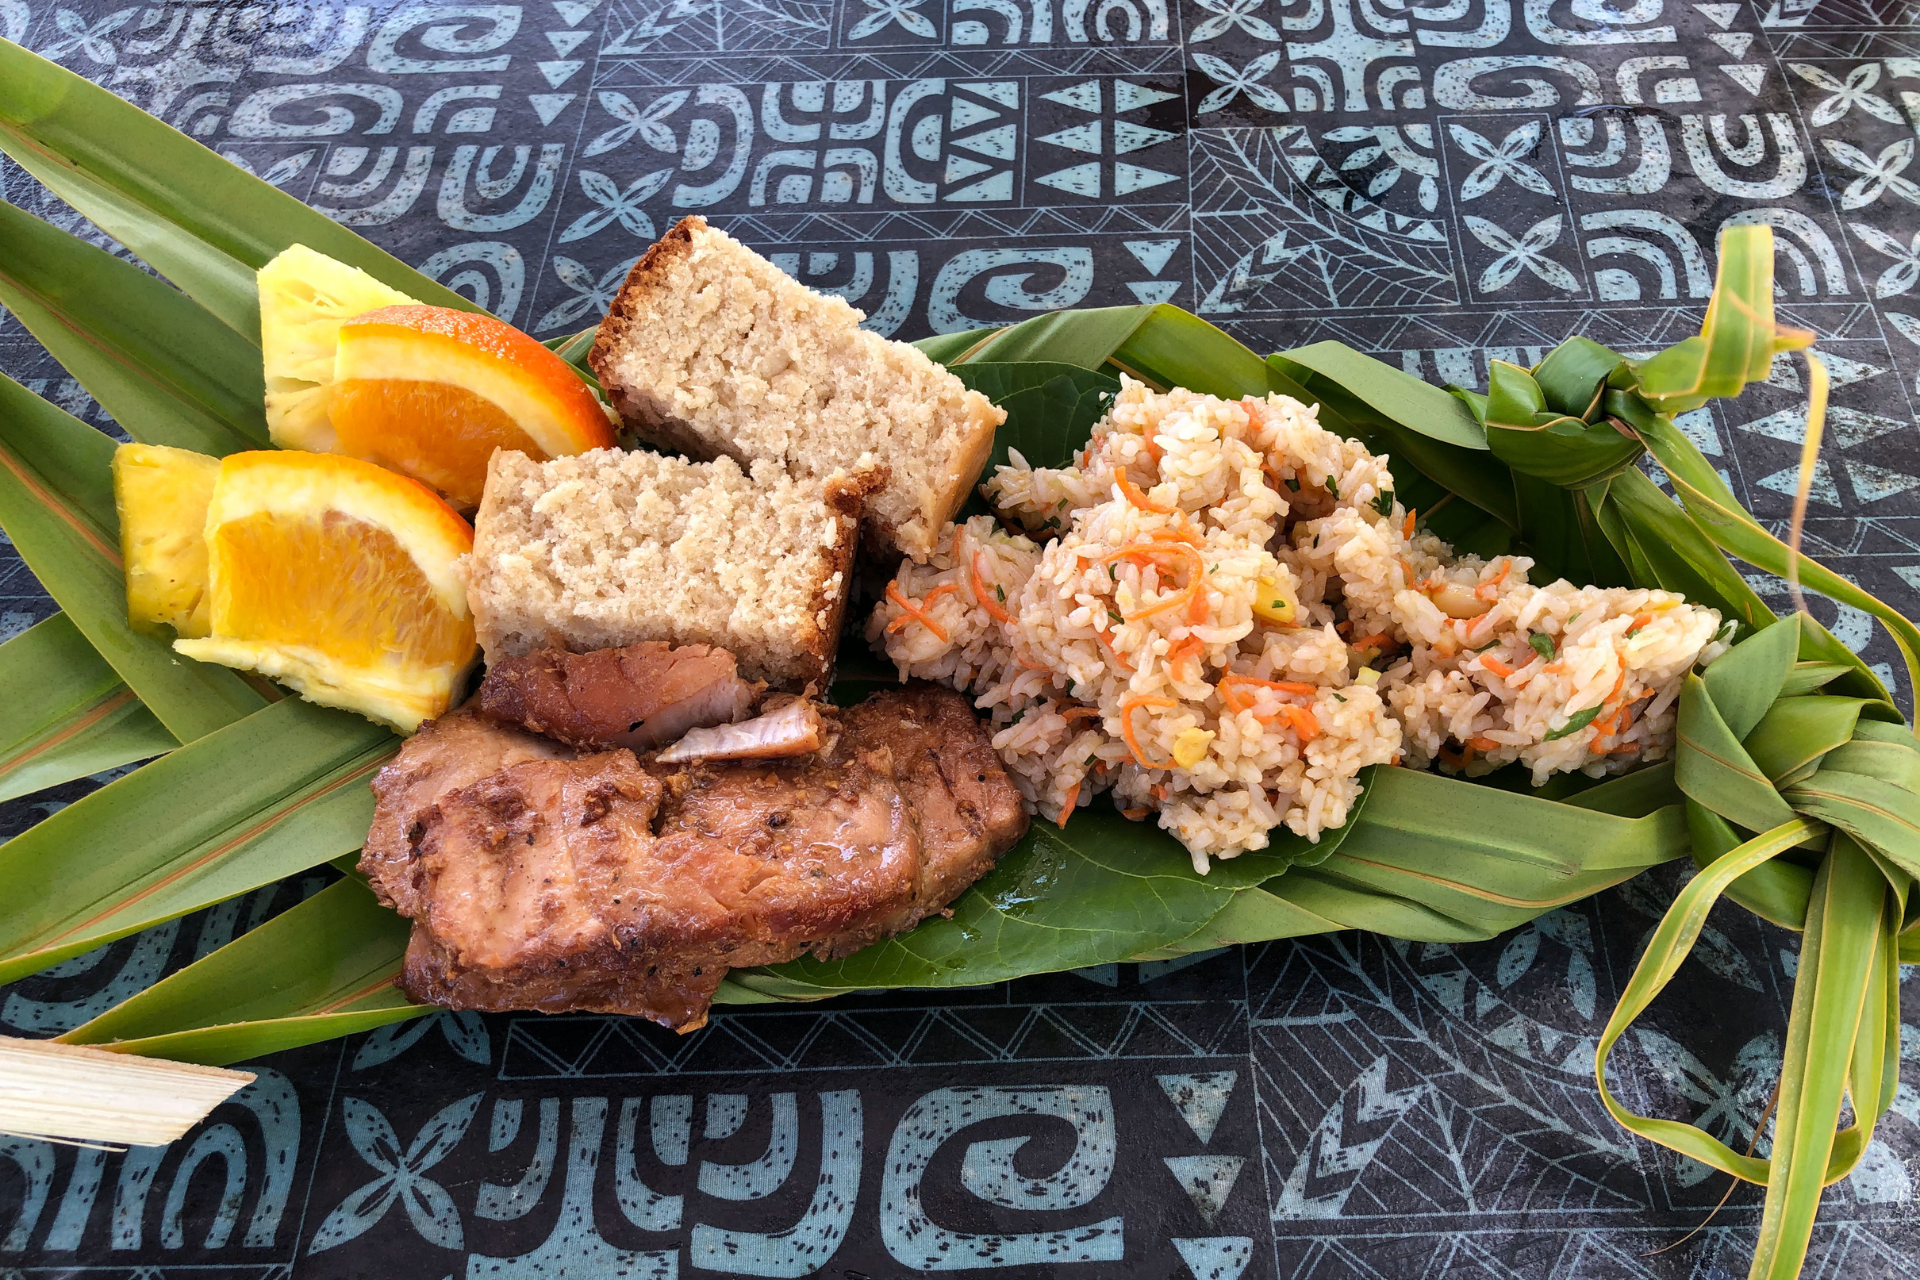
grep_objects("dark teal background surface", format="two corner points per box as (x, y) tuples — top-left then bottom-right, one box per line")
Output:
(1, 0), (1918, 1274)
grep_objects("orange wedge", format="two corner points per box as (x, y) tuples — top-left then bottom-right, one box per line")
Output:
(173, 451), (477, 732)
(318, 304), (616, 508)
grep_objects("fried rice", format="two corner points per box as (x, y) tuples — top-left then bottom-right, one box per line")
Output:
(868, 377), (1727, 872)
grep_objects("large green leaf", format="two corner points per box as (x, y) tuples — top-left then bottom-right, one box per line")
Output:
(1689, 799), (1811, 930)
(947, 362), (1118, 474)
(1508, 473), (1631, 589)
(1676, 673), (1801, 836)
(0, 199), (267, 455)
(59, 875), (423, 1066)
(913, 325), (1003, 366)
(1704, 613), (1800, 738)
(1272, 341), (1487, 450)
(0, 696), (394, 985)
(957, 305), (1154, 371)
(1265, 766), (1687, 941)
(1105, 305), (1277, 400)
(1268, 351), (1520, 531)
(0, 371), (265, 740)
(1602, 465), (1775, 636)
(1744, 696), (1868, 787)
(0, 41), (478, 338)
(0, 611), (173, 802)
(727, 797), (1341, 1000)
(938, 304), (1276, 401)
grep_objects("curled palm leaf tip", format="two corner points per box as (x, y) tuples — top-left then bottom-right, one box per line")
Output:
(1788, 352), (1829, 621)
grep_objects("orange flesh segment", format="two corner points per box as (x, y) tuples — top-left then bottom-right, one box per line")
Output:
(330, 378), (547, 510)
(329, 305), (613, 508)
(212, 509), (472, 673)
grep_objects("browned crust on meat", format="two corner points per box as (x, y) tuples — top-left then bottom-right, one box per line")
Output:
(587, 215), (712, 456)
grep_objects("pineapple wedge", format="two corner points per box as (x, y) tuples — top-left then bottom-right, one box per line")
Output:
(112, 443), (221, 638)
(259, 244), (416, 453)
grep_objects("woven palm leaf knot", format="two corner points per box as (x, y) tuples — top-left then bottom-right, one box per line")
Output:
(1595, 613), (1917, 1278)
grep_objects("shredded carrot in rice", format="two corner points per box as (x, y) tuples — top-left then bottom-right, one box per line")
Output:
(1475, 559), (1513, 601)
(1218, 674), (1317, 714)
(1168, 635), (1205, 681)
(1626, 613), (1652, 636)
(1265, 703), (1320, 741)
(1095, 628), (1133, 671)
(971, 551), (1014, 623)
(1120, 807), (1150, 821)
(1061, 705), (1101, 723)
(1165, 517), (1206, 547)
(1118, 471), (1175, 514)
(1350, 632), (1392, 652)
(1119, 695), (1177, 767)
(885, 581), (951, 642)
(1480, 655), (1516, 679)
(1592, 674), (1645, 738)
(1403, 510), (1417, 540)
(1104, 543), (1206, 621)
(1152, 784), (1168, 801)
(1057, 780), (1080, 828)
(1468, 736), (1500, 752)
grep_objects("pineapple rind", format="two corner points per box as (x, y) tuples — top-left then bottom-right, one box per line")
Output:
(111, 443), (220, 638)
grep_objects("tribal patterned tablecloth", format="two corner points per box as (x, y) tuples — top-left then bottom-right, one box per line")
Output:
(1, 0), (1918, 1275)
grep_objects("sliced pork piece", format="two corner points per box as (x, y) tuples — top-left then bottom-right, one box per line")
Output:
(838, 684), (1030, 937)
(476, 641), (762, 751)
(368, 683), (1028, 1032)
(361, 705), (572, 917)
(654, 696), (823, 764)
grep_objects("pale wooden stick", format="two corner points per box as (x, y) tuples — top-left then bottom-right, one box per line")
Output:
(0, 1037), (254, 1147)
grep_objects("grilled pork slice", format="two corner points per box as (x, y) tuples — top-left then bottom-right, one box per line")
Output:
(361, 706), (572, 918)
(361, 684), (1028, 1031)
(476, 641), (763, 752)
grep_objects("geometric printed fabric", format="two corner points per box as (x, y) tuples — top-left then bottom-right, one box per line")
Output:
(0, 0), (1918, 1274)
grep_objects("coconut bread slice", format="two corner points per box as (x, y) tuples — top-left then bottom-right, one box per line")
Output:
(586, 216), (1003, 560)
(466, 447), (874, 689)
